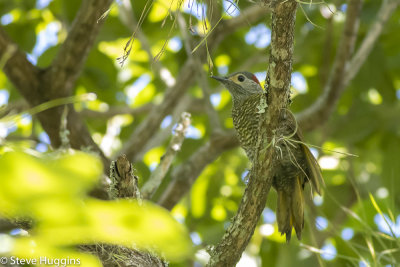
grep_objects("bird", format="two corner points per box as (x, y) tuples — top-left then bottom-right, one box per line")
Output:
(212, 71), (324, 242)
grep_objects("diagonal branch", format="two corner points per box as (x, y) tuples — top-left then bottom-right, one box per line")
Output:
(207, 2), (298, 265)
(344, 0), (400, 86)
(41, 0), (111, 161)
(41, 0), (113, 167)
(207, 4), (270, 51)
(79, 103), (155, 119)
(121, 59), (196, 162)
(156, 132), (244, 210)
(157, 50), (268, 209)
(0, 27), (40, 103)
(47, 0), (113, 96)
(1, 2), (113, 169)
(134, 94), (195, 160)
(158, 130), (239, 209)
(120, 5), (269, 162)
(141, 112), (191, 199)
(79, 98), (209, 119)
(296, 0), (363, 130)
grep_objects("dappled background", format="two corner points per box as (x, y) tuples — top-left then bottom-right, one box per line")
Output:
(1, 0), (400, 266)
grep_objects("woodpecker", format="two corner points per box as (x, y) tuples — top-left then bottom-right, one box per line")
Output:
(212, 71), (323, 242)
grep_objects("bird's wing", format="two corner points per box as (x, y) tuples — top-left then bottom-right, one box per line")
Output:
(295, 128), (325, 195)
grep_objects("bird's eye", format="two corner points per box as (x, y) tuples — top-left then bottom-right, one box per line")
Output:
(238, 75), (245, 82)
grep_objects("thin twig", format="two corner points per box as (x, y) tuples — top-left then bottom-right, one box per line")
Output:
(0, 94), (96, 128)
(118, 0), (171, 86)
(158, 130), (239, 209)
(177, 12), (223, 131)
(157, 49), (268, 209)
(135, 94), (194, 161)
(0, 42), (17, 69)
(120, 5), (269, 162)
(141, 112), (191, 199)
(120, 59), (196, 162)
(0, 99), (28, 119)
(117, 0), (154, 66)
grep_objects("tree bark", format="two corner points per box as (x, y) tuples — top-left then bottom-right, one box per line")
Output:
(206, 1), (298, 266)
(0, 0), (113, 168)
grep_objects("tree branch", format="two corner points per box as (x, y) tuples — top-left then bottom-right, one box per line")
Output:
(82, 156), (167, 267)
(131, 5), (270, 206)
(207, 1), (298, 265)
(158, 131), (239, 210)
(142, 112), (191, 199)
(48, 0), (113, 96)
(134, 95), (195, 160)
(0, 27), (40, 102)
(157, 49), (268, 209)
(79, 97), (210, 119)
(344, 0), (400, 86)
(177, 13), (223, 132)
(38, 0), (112, 166)
(119, 5), (269, 162)
(0, 99), (28, 119)
(319, 16), (334, 88)
(121, 59), (196, 162)
(207, 4), (270, 51)
(79, 104), (155, 119)
(65, 109), (108, 166)
(1, 2), (113, 168)
(296, 0), (363, 130)
(109, 154), (141, 199)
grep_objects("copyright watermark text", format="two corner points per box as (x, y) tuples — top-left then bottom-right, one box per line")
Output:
(0, 256), (80, 266)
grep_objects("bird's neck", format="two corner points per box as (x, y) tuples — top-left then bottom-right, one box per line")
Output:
(232, 93), (263, 108)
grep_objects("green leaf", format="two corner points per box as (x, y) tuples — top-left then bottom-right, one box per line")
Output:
(0, 151), (192, 262)
(85, 199), (193, 261)
(37, 45), (60, 67)
(0, 151), (101, 216)
(4, 21), (38, 52)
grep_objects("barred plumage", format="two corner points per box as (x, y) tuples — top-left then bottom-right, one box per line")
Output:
(231, 93), (260, 162)
(212, 71), (324, 242)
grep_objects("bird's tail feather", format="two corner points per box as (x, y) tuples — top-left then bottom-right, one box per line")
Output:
(276, 176), (304, 242)
(301, 142), (325, 195)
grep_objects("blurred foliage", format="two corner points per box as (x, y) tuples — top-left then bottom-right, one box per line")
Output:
(1, 0), (400, 266)
(0, 151), (192, 265)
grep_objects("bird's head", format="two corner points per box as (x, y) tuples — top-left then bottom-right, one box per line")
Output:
(212, 71), (263, 103)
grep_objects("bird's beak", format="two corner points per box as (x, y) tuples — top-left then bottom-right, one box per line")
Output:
(211, 75), (228, 83)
